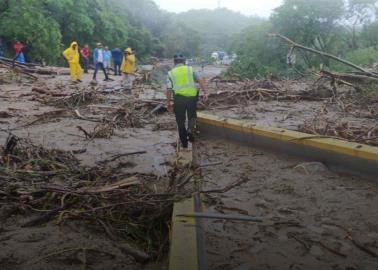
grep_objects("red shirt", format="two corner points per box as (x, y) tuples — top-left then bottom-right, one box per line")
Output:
(80, 47), (90, 58)
(14, 42), (24, 54)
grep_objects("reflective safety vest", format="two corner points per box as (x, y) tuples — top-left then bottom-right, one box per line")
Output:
(168, 65), (198, 97)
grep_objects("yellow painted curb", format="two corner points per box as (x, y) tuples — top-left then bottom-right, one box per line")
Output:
(198, 112), (378, 162)
(169, 197), (199, 270)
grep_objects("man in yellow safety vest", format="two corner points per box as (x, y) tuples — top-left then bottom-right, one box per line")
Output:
(166, 54), (208, 150)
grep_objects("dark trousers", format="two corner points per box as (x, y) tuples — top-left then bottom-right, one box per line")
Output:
(93, 62), (108, 80)
(173, 95), (197, 148)
(114, 61), (121, 75)
(81, 58), (89, 73)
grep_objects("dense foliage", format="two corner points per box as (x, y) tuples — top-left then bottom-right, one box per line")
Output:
(1, 0), (377, 73)
(229, 0), (378, 78)
(0, 0), (251, 64)
(173, 8), (257, 55)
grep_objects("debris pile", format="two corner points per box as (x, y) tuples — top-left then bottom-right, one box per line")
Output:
(204, 79), (326, 109)
(0, 56), (66, 81)
(0, 134), (196, 261)
(299, 117), (378, 146)
(110, 104), (146, 128)
(45, 87), (103, 109)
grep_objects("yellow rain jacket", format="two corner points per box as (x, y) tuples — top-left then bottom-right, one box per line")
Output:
(120, 48), (136, 74)
(63, 41), (83, 81)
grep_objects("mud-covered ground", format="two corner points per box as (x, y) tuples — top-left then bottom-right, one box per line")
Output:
(1, 64), (377, 270)
(203, 77), (378, 146)
(0, 68), (177, 270)
(196, 137), (378, 270)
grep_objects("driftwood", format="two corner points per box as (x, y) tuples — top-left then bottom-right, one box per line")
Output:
(77, 176), (141, 194)
(320, 70), (378, 83)
(0, 56), (41, 67)
(0, 56), (57, 76)
(177, 212), (263, 222)
(0, 61), (38, 80)
(0, 134), (196, 261)
(97, 151), (147, 165)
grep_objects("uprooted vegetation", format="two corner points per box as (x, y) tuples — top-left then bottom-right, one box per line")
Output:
(204, 75), (378, 146)
(0, 134), (196, 265)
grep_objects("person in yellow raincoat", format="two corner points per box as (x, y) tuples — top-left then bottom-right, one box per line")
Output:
(120, 48), (136, 89)
(63, 41), (83, 82)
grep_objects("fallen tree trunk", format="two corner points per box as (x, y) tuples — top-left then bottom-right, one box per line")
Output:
(0, 61), (38, 80)
(0, 58), (57, 76)
(0, 56), (42, 67)
(320, 70), (378, 82)
(269, 33), (378, 79)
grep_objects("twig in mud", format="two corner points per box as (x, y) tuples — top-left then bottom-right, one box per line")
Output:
(97, 151), (147, 165)
(287, 232), (311, 251)
(97, 219), (153, 262)
(118, 243), (151, 263)
(288, 232), (347, 258)
(316, 241), (347, 258)
(176, 212), (263, 222)
(201, 177), (250, 194)
(77, 122), (115, 140)
(74, 109), (102, 123)
(77, 176), (141, 194)
(289, 135), (343, 141)
(199, 161), (223, 168)
(346, 235), (378, 258)
(176, 173), (194, 189)
(21, 205), (67, 227)
(322, 222), (378, 258)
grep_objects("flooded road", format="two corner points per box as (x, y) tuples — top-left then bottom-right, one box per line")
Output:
(195, 137), (378, 270)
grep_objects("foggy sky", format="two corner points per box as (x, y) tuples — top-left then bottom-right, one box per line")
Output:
(153, 0), (283, 17)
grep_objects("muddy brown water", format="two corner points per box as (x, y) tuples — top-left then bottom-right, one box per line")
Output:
(195, 137), (378, 270)
(0, 71), (176, 269)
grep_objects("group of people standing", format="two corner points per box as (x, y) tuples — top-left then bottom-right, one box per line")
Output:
(63, 41), (136, 88)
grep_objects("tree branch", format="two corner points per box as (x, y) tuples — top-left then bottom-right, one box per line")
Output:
(269, 33), (378, 77)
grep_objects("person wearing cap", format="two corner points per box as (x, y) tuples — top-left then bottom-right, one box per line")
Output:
(120, 48), (136, 89)
(166, 54), (208, 150)
(63, 41), (83, 82)
(92, 43), (110, 81)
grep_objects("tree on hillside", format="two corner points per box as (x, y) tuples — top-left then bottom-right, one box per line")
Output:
(42, 0), (95, 45)
(344, 0), (377, 49)
(271, 0), (345, 52)
(161, 23), (201, 57)
(115, 0), (171, 36)
(0, 0), (62, 63)
(229, 0), (378, 78)
(173, 8), (257, 55)
(227, 21), (294, 78)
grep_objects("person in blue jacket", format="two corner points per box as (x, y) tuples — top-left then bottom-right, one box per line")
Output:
(111, 47), (122, 76)
(92, 43), (110, 81)
(103, 46), (112, 72)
